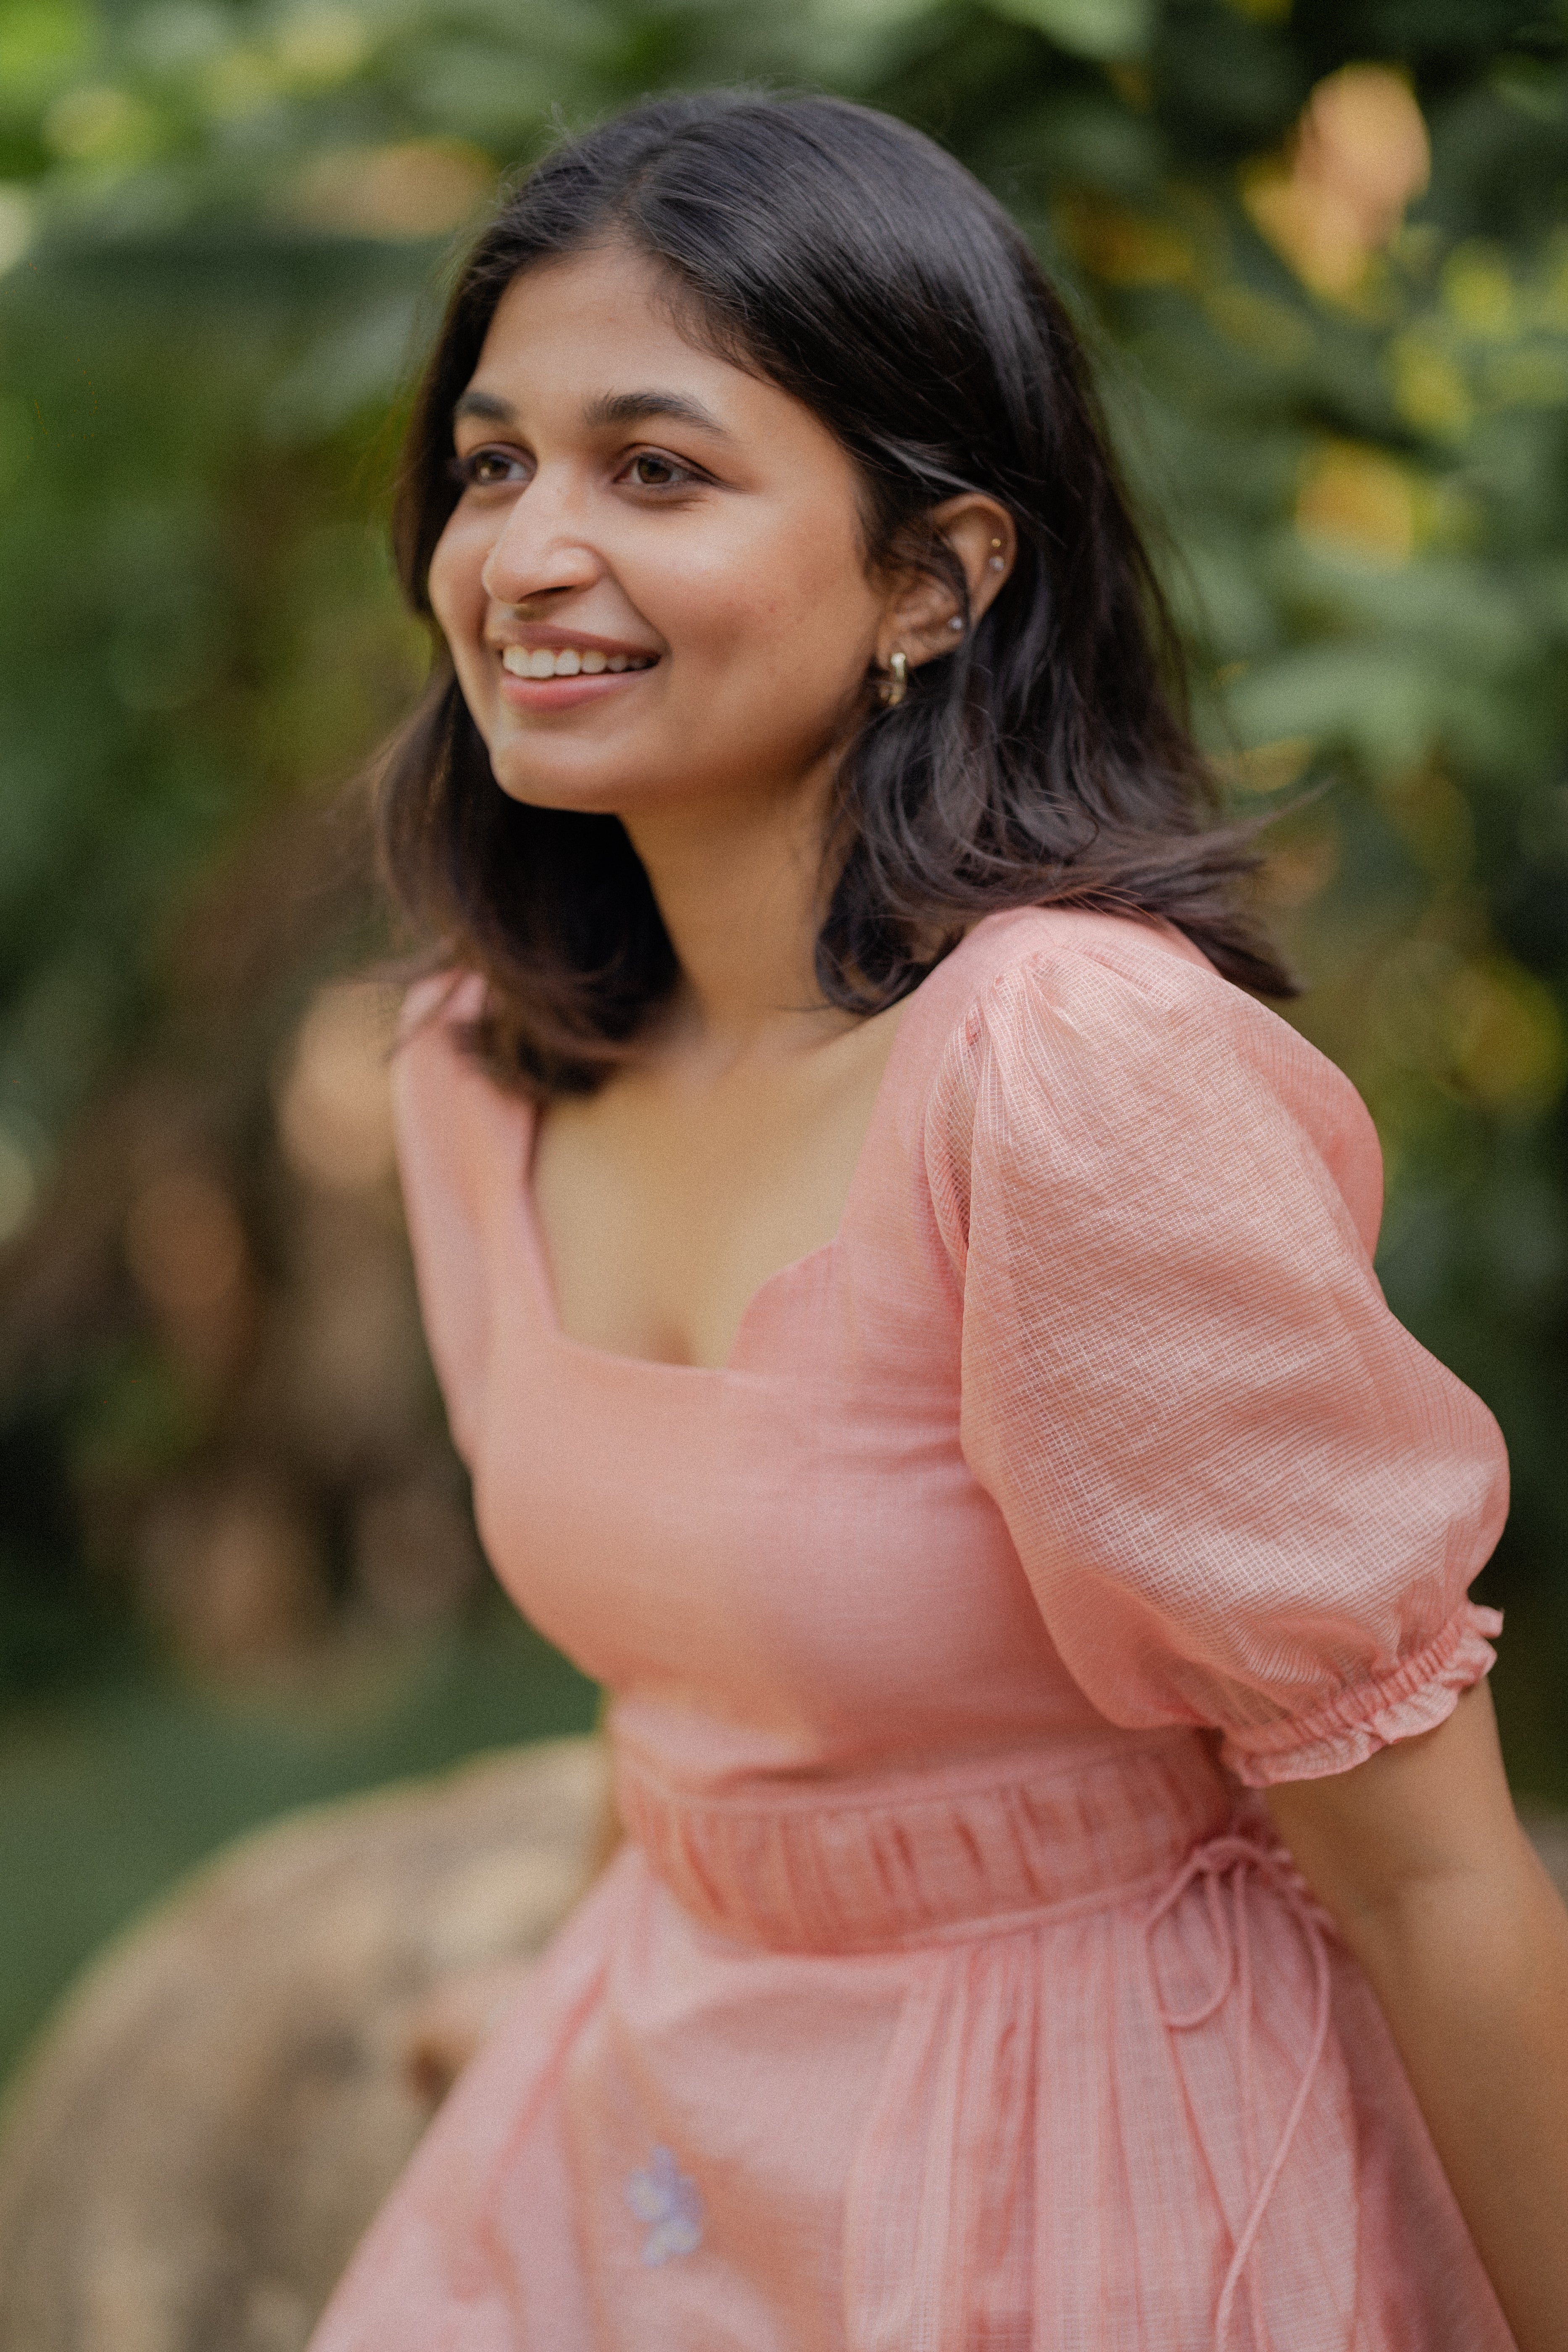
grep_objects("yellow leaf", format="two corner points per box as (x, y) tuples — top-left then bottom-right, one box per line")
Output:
(1388, 332), (1473, 437)
(1295, 442), (1416, 567)
(1442, 242), (1516, 338)
(1056, 193), (1194, 286)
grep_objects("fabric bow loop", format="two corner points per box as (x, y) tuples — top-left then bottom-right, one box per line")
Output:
(1146, 1831), (1335, 2352)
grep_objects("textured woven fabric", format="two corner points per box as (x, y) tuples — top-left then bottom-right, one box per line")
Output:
(310, 906), (1513, 2352)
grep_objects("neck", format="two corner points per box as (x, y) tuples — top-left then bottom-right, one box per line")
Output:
(621, 760), (846, 1063)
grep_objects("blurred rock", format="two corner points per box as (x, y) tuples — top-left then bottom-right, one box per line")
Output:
(0, 1737), (605, 2352)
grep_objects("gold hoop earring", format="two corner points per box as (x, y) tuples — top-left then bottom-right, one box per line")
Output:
(879, 649), (909, 707)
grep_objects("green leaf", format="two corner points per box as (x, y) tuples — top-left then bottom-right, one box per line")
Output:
(984, 0), (1152, 61)
(0, 0), (92, 118)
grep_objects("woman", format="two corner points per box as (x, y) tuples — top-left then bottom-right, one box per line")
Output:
(311, 92), (1568, 2351)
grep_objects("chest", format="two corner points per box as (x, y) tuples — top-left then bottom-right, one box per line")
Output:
(529, 1009), (904, 1369)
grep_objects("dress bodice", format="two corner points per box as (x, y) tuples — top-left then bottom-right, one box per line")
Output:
(393, 905), (1505, 1797)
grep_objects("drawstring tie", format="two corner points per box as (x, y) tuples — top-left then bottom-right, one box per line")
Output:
(1146, 1833), (1334, 2352)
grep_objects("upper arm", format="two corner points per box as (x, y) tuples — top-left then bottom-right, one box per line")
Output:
(1264, 1679), (1528, 1928)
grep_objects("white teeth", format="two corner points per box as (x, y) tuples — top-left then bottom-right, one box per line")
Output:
(500, 644), (648, 679)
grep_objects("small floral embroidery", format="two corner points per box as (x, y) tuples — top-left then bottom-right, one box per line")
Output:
(625, 2145), (703, 2265)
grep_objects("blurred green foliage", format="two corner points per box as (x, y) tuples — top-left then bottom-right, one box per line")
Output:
(1, 0), (1566, 1805)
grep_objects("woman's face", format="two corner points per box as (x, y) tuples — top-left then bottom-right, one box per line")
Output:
(427, 242), (892, 823)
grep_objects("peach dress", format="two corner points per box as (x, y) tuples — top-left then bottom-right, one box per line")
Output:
(311, 906), (1514, 2352)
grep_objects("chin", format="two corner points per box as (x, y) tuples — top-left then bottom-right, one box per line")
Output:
(493, 774), (625, 814)
(487, 756), (651, 818)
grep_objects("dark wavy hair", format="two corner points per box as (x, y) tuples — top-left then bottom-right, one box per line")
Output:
(378, 90), (1291, 1095)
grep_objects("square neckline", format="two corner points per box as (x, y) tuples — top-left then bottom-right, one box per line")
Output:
(508, 933), (983, 1376)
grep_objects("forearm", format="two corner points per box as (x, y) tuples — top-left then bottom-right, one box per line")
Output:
(1338, 1831), (1568, 2352)
(1268, 1689), (1568, 2352)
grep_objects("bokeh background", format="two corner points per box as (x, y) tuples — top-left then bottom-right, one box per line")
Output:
(3, 0), (1566, 2089)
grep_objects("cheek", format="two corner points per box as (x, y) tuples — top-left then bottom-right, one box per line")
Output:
(663, 506), (875, 674)
(427, 517), (485, 645)
(750, 524), (880, 707)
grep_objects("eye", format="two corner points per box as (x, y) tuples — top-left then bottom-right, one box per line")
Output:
(448, 444), (530, 490)
(618, 449), (702, 491)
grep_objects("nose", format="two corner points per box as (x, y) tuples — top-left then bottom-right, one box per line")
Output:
(479, 476), (601, 609)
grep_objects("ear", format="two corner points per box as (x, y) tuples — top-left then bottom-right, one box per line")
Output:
(875, 495), (1017, 672)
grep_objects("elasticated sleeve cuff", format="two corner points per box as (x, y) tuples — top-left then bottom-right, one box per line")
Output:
(1218, 1601), (1502, 1787)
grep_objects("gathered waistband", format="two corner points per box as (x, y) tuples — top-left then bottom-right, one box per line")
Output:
(614, 1731), (1238, 1954)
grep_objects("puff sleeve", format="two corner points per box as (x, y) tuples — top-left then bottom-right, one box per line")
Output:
(924, 928), (1507, 1786)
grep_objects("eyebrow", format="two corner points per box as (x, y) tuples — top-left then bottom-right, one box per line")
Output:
(451, 390), (516, 425)
(450, 386), (730, 438)
(581, 389), (730, 437)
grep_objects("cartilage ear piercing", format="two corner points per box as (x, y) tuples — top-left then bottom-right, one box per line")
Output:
(988, 536), (1006, 573)
(949, 615), (964, 632)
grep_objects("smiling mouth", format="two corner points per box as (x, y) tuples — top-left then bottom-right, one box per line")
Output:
(500, 645), (657, 679)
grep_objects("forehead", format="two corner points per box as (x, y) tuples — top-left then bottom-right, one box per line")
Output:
(473, 246), (708, 374)
(461, 244), (835, 456)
